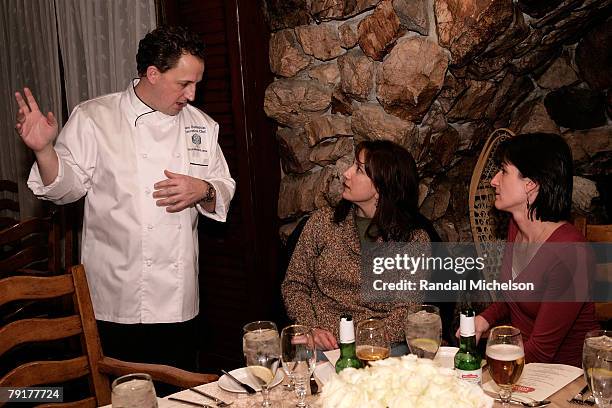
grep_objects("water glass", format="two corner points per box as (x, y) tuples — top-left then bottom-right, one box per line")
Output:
(243, 320), (281, 408)
(405, 304), (442, 359)
(111, 373), (157, 408)
(591, 348), (612, 408)
(584, 330), (612, 398)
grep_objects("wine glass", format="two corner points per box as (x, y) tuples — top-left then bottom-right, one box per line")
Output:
(591, 348), (612, 408)
(280, 325), (316, 408)
(584, 330), (612, 400)
(404, 304), (441, 359)
(486, 326), (525, 408)
(355, 318), (390, 365)
(111, 373), (158, 408)
(243, 321), (281, 408)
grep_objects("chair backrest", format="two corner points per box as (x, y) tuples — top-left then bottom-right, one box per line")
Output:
(0, 264), (218, 406)
(574, 217), (612, 243)
(0, 180), (19, 230)
(573, 216), (612, 325)
(0, 215), (62, 277)
(469, 128), (515, 299)
(0, 264), (110, 407)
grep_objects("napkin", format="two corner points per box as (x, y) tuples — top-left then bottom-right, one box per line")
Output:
(483, 363), (583, 402)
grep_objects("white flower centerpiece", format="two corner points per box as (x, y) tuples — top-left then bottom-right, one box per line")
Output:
(319, 355), (493, 408)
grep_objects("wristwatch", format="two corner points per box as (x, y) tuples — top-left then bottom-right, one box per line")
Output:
(202, 181), (216, 203)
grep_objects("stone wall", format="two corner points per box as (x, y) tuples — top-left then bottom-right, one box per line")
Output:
(263, 0), (612, 241)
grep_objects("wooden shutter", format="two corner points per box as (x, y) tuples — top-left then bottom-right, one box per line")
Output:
(161, 0), (280, 369)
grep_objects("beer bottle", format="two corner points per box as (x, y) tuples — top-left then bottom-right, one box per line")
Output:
(454, 306), (482, 385)
(335, 314), (364, 373)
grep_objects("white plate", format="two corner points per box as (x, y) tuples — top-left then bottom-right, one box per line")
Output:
(218, 367), (284, 393)
(434, 346), (459, 369)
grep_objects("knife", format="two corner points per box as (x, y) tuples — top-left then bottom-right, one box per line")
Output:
(168, 397), (213, 407)
(188, 388), (232, 406)
(309, 374), (319, 394)
(221, 369), (257, 394)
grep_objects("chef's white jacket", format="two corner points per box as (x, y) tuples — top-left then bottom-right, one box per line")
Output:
(28, 81), (236, 323)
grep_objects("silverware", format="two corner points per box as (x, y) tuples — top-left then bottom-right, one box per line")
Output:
(569, 385), (593, 405)
(221, 369), (257, 394)
(494, 397), (550, 407)
(188, 388), (233, 407)
(309, 374), (319, 395)
(168, 396), (213, 407)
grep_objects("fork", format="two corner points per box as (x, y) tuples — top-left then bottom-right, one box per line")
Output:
(188, 388), (233, 407)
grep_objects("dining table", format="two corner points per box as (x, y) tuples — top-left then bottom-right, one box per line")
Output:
(100, 361), (589, 408)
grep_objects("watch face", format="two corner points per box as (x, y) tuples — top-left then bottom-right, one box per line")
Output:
(204, 183), (215, 202)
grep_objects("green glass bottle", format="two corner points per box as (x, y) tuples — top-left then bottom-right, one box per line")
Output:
(335, 314), (364, 373)
(454, 306), (482, 385)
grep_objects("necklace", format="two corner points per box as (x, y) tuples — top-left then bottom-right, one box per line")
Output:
(511, 225), (553, 279)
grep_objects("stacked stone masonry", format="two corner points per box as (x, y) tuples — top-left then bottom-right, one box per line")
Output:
(263, 0), (612, 241)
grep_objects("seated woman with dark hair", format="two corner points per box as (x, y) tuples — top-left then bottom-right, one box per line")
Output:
(281, 140), (440, 353)
(472, 132), (599, 367)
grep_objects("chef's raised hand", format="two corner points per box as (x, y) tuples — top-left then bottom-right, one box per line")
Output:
(153, 170), (209, 213)
(14, 88), (58, 153)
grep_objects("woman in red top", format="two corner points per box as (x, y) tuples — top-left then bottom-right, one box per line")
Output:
(474, 132), (599, 367)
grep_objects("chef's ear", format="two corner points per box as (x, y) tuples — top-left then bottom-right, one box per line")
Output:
(145, 65), (161, 84)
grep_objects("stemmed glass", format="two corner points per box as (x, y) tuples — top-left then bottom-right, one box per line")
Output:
(355, 318), (390, 365)
(485, 326), (525, 408)
(584, 330), (612, 403)
(280, 325), (316, 408)
(243, 321), (281, 408)
(111, 373), (158, 408)
(591, 348), (612, 408)
(404, 304), (442, 359)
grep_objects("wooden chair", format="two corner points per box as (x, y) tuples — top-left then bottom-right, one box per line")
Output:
(0, 214), (62, 277)
(573, 216), (612, 326)
(0, 264), (218, 407)
(574, 217), (612, 243)
(0, 180), (19, 230)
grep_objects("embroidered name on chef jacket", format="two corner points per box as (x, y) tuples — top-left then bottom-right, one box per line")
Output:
(186, 125), (209, 166)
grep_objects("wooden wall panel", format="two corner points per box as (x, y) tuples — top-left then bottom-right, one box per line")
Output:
(162, 0), (279, 371)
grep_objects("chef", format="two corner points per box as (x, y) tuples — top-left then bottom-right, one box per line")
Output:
(14, 26), (235, 371)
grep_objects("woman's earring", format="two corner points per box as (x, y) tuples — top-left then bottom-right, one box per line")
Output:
(526, 195), (530, 210)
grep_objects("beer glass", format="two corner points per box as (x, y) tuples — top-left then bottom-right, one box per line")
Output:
(111, 373), (157, 408)
(405, 304), (442, 359)
(243, 321), (281, 408)
(591, 348), (612, 408)
(583, 330), (612, 398)
(280, 325), (316, 408)
(486, 326), (525, 408)
(356, 318), (390, 365)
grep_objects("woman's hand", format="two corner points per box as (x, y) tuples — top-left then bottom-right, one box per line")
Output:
(455, 315), (491, 343)
(474, 315), (490, 342)
(313, 328), (338, 350)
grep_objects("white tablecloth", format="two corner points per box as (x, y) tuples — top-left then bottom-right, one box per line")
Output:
(101, 368), (320, 408)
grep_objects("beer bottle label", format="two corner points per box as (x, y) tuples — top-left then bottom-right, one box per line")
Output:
(456, 368), (482, 386)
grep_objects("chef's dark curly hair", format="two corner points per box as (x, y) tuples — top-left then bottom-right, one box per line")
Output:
(136, 26), (206, 76)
